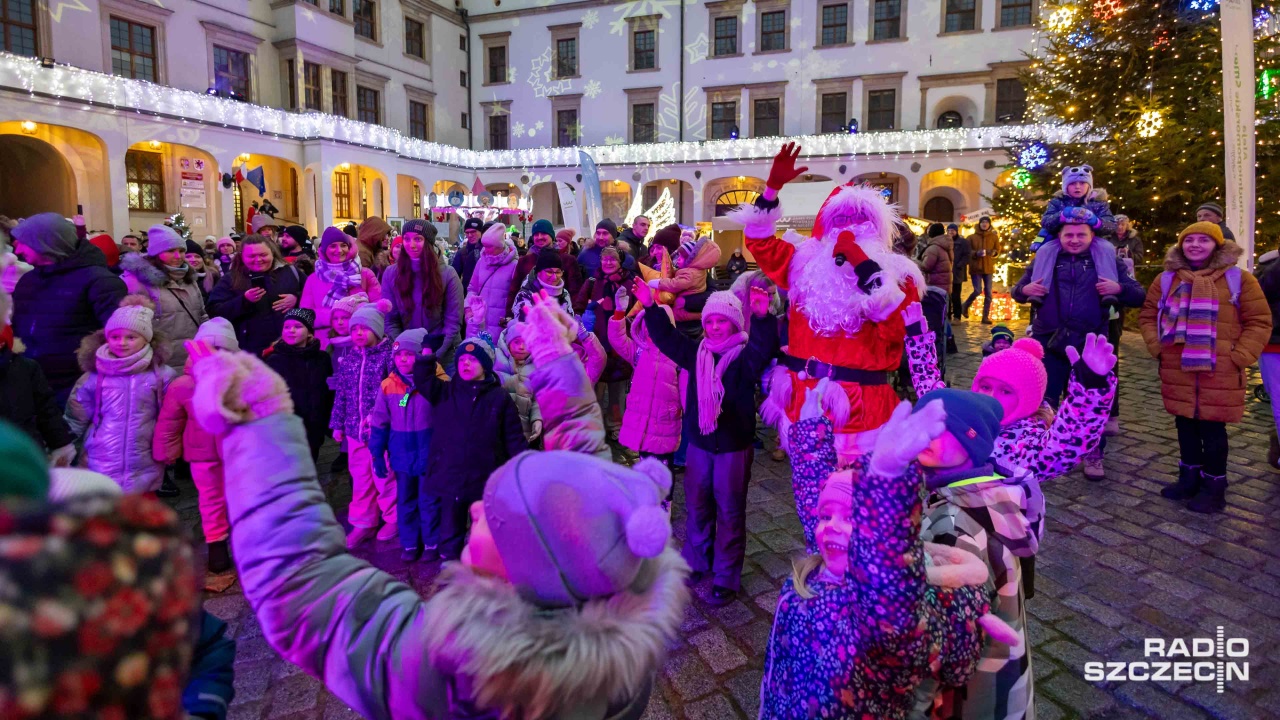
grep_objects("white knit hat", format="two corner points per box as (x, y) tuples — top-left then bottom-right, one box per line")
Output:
(481, 222), (508, 251)
(194, 317), (239, 351)
(146, 225), (185, 257)
(700, 291), (744, 331)
(105, 295), (155, 341)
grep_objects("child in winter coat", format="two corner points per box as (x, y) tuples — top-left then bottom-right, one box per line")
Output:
(330, 304), (396, 547)
(648, 235), (721, 322)
(325, 292), (368, 361)
(154, 317), (241, 574)
(1028, 165), (1121, 304)
(179, 291), (685, 720)
(369, 329), (443, 562)
(636, 282), (778, 604)
(0, 286), (76, 463)
(511, 250), (575, 322)
(264, 308), (334, 460)
(67, 295), (176, 494)
(608, 291), (681, 464)
(496, 321), (544, 443)
(303, 227), (381, 349)
(762, 385), (1009, 720)
(981, 323), (1015, 356)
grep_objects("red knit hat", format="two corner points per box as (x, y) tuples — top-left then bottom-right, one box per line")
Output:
(971, 337), (1048, 424)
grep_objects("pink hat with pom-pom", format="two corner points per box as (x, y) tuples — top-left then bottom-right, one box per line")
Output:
(482, 451), (673, 608)
(971, 337), (1048, 424)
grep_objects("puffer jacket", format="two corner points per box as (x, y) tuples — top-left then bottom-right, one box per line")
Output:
(1255, 248), (1280, 347)
(329, 336), (394, 442)
(1012, 245), (1145, 350)
(466, 245), (518, 337)
(66, 332), (176, 493)
(121, 253), (209, 370)
(368, 369), (434, 476)
(967, 227), (1001, 275)
(512, 248), (586, 312)
(608, 310), (681, 454)
(11, 240), (128, 396)
(1138, 241), (1270, 423)
(264, 338), (335, 454)
(918, 235), (954, 289)
(496, 328), (541, 441)
(207, 263), (306, 356)
(380, 262), (465, 358)
(300, 255), (381, 340)
(153, 371), (220, 464)
(654, 239), (721, 322)
(951, 233), (972, 281)
(1041, 192), (1116, 241)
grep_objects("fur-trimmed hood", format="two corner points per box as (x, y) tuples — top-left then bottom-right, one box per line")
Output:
(1163, 238), (1243, 273)
(121, 251), (198, 287)
(75, 329), (170, 372)
(421, 547), (689, 720)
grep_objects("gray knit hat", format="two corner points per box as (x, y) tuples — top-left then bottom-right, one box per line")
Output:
(10, 213), (77, 260)
(349, 304), (385, 339)
(146, 225), (185, 257)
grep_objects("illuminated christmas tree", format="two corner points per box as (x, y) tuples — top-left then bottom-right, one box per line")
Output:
(1011, 0), (1280, 259)
(166, 213), (192, 242)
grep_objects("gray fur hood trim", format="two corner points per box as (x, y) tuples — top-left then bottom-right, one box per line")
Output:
(122, 251), (197, 286)
(422, 547), (690, 720)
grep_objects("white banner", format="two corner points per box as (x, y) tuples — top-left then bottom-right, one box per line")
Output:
(1221, 0), (1256, 267)
(578, 150), (604, 233)
(556, 181), (580, 232)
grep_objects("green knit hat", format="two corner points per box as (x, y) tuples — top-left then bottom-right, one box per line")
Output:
(0, 419), (50, 500)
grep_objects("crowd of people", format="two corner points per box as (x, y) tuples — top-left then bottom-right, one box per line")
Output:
(0, 143), (1274, 720)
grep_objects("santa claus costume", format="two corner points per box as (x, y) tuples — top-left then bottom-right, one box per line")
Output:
(730, 143), (924, 458)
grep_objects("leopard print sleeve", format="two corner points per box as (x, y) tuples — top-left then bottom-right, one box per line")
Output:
(905, 330), (947, 397)
(787, 416), (838, 554)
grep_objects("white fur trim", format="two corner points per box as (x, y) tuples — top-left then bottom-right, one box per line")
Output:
(814, 184), (900, 250)
(725, 202), (781, 240)
(821, 383), (851, 428)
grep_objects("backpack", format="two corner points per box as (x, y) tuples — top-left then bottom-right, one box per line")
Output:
(1157, 267), (1242, 328)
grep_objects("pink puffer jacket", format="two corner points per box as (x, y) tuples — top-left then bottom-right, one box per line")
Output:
(608, 309), (682, 454)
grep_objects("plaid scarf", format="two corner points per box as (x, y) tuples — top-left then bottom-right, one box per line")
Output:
(1159, 268), (1222, 372)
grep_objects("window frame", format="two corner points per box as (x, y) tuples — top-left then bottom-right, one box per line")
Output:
(941, 0), (980, 34)
(994, 77), (1027, 123)
(551, 92), (583, 147)
(356, 85), (381, 124)
(632, 27), (656, 71)
(752, 97), (781, 137)
(409, 99), (431, 140)
(329, 0), (344, 17)
(866, 89), (897, 131)
(548, 22), (581, 79)
(330, 69), (349, 117)
(202, 21), (261, 103)
(712, 15), (738, 57)
(125, 148), (165, 212)
(212, 45), (250, 97)
(632, 102), (656, 143)
(302, 61), (323, 111)
(109, 16), (159, 82)
(555, 37), (577, 79)
(756, 8), (787, 54)
(820, 91), (848, 133)
(818, 2), (849, 47)
(404, 16), (425, 60)
(625, 86), (663, 143)
(709, 100), (738, 140)
(1, 0), (42, 58)
(869, 0), (904, 42)
(485, 106), (510, 150)
(352, 0), (376, 41)
(334, 171), (352, 219)
(997, 0), (1035, 29)
(483, 32), (510, 85)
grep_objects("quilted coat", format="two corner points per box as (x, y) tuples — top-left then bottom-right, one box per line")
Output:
(66, 332), (176, 493)
(153, 370), (219, 464)
(608, 309), (681, 454)
(121, 252), (208, 370)
(466, 245), (518, 337)
(918, 234), (954, 289)
(967, 227), (1001, 275)
(1138, 241), (1270, 423)
(329, 336), (395, 442)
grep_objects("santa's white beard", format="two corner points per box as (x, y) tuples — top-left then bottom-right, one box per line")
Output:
(788, 235), (908, 336)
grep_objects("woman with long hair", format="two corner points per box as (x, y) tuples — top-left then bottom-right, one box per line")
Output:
(380, 219), (464, 360)
(207, 234), (305, 355)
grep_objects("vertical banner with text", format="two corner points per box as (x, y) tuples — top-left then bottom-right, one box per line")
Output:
(578, 150), (604, 234)
(1221, 0), (1257, 267)
(556, 181), (580, 232)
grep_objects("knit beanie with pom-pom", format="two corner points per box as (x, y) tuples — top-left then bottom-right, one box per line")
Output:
(105, 294), (156, 342)
(971, 336), (1048, 424)
(483, 222), (510, 251)
(332, 292), (370, 318)
(700, 291), (745, 332)
(483, 452), (675, 608)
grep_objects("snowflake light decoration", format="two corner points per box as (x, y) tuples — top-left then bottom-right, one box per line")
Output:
(685, 34), (709, 65)
(1092, 0), (1124, 21)
(1047, 6), (1078, 33)
(1136, 109), (1164, 138)
(1188, 0), (1219, 11)
(1018, 142), (1050, 170)
(584, 80), (602, 99)
(512, 120), (526, 136)
(583, 9), (599, 29)
(1010, 168), (1032, 188)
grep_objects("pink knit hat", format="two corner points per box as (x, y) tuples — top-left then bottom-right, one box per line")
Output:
(970, 337), (1048, 424)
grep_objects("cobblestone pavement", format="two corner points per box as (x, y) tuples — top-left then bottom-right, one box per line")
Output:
(176, 317), (1280, 720)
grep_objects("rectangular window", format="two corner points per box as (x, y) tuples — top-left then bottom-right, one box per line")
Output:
(872, 0), (901, 41)
(759, 10), (786, 51)
(125, 150), (164, 212)
(459, 33), (467, 51)
(460, 70), (468, 87)
(820, 4), (848, 46)
(409, 100), (429, 140)
(995, 78), (1027, 122)
(286, 59), (296, 109)
(487, 45), (507, 83)
(357, 85), (379, 124)
(1, 0), (39, 57)
(330, 70), (348, 117)
(412, 183), (421, 217)
(353, 0), (375, 40)
(213, 46), (250, 97)
(945, 0), (977, 32)
(820, 92), (847, 133)
(109, 17), (157, 82)
(710, 101), (736, 140)
(461, 111), (469, 129)
(404, 17), (424, 58)
(867, 89), (896, 130)
(488, 114), (508, 150)
(632, 102), (655, 143)
(555, 37), (577, 78)
(556, 108), (579, 147)
(1000, 0), (1033, 28)
(633, 29), (655, 70)
(334, 172), (351, 217)
(753, 98), (780, 137)
(303, 62), (322, 111)
(713, 16), (737, 56)
(329, 0), (343, 15)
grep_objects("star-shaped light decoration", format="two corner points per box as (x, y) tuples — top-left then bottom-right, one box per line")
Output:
(48, 0), (91, 23)
(685, 33), (709, 64)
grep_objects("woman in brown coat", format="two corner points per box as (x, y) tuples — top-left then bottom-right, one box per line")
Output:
(1138, 222), (1271, 513)
(962, 217), (1000, 323)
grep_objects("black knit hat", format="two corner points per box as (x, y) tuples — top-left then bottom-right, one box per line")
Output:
(927, 223), (946, 238)
(282, 225), (310, 247)
(184, 239), (205, 255)
(284, 307), (316, 333)
(534, 250), (564, 273)
(464, 217), (485, 232)
(402, 218), (437, 240)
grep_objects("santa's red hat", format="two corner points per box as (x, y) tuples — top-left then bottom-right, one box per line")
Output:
(811, 182), (899, 249)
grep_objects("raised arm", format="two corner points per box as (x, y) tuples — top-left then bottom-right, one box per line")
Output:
(901, 302), (946, 396)
(642, 303), (698, 371)
(784, 386), (838, 554)
(524, 292), (610, 460)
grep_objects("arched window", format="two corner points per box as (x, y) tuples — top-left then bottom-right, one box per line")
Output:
(715, 189), (759, 217)
(936, 111), (963, 129)
(923, 196), (955, 222)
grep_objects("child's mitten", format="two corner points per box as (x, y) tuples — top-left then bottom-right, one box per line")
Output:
(523, 292), (577, 366)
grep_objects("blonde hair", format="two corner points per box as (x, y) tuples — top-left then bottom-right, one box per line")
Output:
(790, 554), (825, 599)
(1031, 404), (1056, 427)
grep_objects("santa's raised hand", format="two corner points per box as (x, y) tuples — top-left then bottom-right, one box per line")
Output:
(765, 142), (809, 196)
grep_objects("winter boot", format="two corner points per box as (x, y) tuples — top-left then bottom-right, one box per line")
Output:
(1160, 463), (1202, 500)
(1187, 473), (1227, 514)
(1269, 434), (1280, 469)
(157, 466), (180, 498)
(207, 540), (231, 574)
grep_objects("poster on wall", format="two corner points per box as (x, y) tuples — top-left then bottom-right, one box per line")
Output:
(180, 187), (207, 209)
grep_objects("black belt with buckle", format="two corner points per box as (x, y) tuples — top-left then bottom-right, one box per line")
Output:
(780, 354), (892, 385)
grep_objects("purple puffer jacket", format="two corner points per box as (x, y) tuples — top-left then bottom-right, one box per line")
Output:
(608, 310), (681, 454)
(329, 336), (394, 442)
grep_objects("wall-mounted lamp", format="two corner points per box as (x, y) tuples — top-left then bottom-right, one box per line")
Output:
(20, 121), (37, 135)
(148, 140), (162, 150)
(338, 162), (351, 171)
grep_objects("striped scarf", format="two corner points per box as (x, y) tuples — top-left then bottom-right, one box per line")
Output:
(1159, 268), (1222, 372)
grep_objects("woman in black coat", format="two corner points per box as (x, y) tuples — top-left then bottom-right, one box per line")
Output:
(207, 235), (305, 356)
